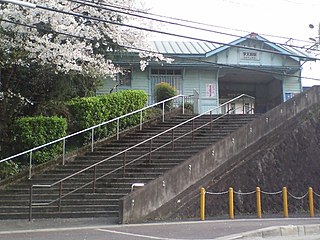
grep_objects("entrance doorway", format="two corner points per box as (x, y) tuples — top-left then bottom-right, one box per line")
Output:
(218, 71), (283, 114)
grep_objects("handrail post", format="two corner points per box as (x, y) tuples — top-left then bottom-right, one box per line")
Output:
(171, 129), (174, 150)
(29, 151), (32, 179)
(117, 118), (120, 140)
(162, 102), (165, 122)
(29, 185), (33, 221)
(62, 138), (66, 166)
(93, 166), (97, 193)
(149, 139), (152, 163)
(140, 110), (143, 130)
(91, 128), (94, 152)
(182, 96), (185, 115)
(192, 120), (195, 141)
(58, 182), (63, 212)
(210, 111), (213, 131)
(123, 152), (126, 178)
(242, 97), (245, 114)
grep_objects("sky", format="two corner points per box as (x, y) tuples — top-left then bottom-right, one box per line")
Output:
(143, 0), (320, 86)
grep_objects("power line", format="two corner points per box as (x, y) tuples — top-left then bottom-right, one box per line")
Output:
(87, 0), (315, 45)
(67, 0), (320, 53)
(1, 18), (320, 83)
(7, 1), (318, 62)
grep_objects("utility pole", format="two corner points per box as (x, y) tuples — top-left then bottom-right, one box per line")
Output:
(309, 22), (320, 50)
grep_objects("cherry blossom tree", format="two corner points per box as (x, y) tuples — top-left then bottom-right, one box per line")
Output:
(0, 0), (154, 77)
(0, 0), (167, 158)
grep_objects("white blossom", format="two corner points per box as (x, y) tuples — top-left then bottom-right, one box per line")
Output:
(0, 0), (170, 78)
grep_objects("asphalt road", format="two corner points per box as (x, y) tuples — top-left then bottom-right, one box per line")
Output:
(1, 218), (320, 240)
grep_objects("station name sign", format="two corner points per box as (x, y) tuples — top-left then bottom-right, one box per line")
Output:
(240, 50), (260, 61)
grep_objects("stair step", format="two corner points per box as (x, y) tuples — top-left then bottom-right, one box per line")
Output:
(0, 113), (257, 220)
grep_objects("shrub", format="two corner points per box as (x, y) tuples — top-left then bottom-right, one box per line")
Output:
(67, 90), (148, 143)
(0, 160), (18, 180)
(12, 116), (67, 165)
(154, 82), (177, 109)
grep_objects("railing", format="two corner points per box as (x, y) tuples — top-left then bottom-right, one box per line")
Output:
(28, 94), (254, 220)
(200, 186), (317, 220)
(0, 95), (187, 179)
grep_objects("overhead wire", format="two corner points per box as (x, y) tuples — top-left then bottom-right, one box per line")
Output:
(8, 1), (319, 62)
(84, 0), (315, 45)
(67, 0), (320, 53)
(2, 18), (320, 83)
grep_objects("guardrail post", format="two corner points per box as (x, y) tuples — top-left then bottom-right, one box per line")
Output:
(149, 139), (152, 163)
(91, 128), (94, 152)
(123, 152), (127, 178)
(29, 151), (32, 179)
(29, 186), (33, 221)
(282, 187), (288, 218)
(229, 187), (234, 219)
(256, 187), (262, 218)
(93, 166), (97, 193)
(171, 129), (174, 150)
(309, 187), (314, 218)
(58, 182), (63, 212)
(200, 187), (206, 221)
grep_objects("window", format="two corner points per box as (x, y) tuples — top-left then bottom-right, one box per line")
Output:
(117, 69), (132, 86)
(150, 68), (182, 94)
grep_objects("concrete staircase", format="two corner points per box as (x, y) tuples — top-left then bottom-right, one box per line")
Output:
(0, 113), (257, 220)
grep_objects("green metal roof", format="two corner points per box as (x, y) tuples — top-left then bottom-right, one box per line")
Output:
(151, 33), (315, 61)
(151, 41), (218, 55)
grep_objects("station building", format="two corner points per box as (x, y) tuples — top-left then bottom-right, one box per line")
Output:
(100, 33), (315, 114)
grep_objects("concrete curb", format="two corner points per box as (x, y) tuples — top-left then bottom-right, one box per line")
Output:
(215, 224), (320, 239)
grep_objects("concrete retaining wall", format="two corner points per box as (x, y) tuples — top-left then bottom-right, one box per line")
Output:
(119, 86), (320, 224)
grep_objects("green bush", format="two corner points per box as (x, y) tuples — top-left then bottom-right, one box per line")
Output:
(154, 82), (177, 109)
(13, 116), (67, 165)
(67, 90), (148, 142)
(0, 160), (18, 180)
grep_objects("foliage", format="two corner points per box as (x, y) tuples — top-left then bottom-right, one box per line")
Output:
(0, 1), (172, 156)
(154, 82), (177, 109)
(183, 102), (194, 113)
(0, 0), (152, 77)
(67, 90), (148, 142)
(12, 116), (67, 165)
(0, 160), (18, 180)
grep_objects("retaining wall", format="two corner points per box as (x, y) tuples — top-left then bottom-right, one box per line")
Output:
(119, 86), (320, 223)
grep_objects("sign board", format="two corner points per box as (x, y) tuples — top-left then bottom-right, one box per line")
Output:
(206, 84), (216, 98)
(240, 50), (260, 61)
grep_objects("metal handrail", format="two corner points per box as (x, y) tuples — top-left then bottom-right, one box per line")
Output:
(1, 94), (186, 179)
(28, 94), (254, 220)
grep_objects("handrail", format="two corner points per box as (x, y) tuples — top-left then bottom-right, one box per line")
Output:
(0, 94), (186, 179)
(29, 94), (255, 220)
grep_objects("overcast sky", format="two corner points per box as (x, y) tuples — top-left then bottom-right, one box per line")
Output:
(144, 0), (320, 86)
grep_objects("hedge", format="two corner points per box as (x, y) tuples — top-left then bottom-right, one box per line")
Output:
(12, 116), (67, 165)
(67, 90), (148, 142)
